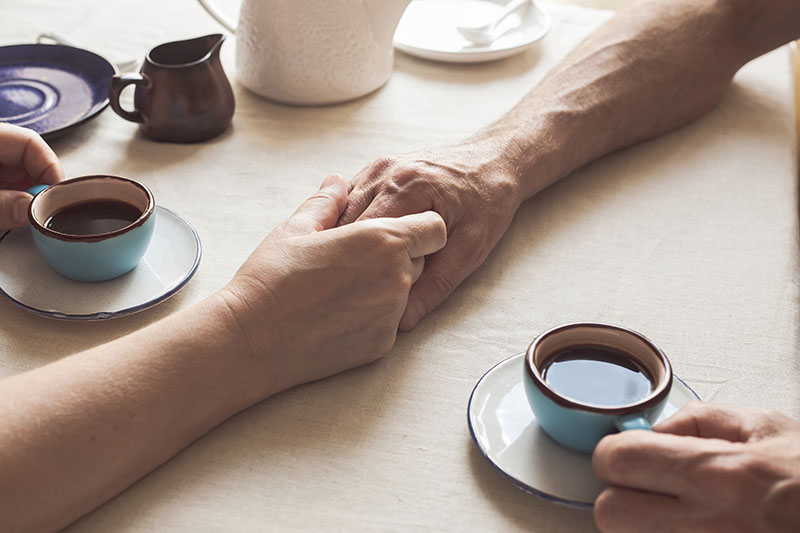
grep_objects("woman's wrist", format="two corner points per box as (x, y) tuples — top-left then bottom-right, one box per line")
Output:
(145, 285), (284, 414)
(211, 278), (290, 401)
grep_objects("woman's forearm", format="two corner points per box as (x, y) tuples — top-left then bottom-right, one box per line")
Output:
(0, 293), (260, 531)
(0, 174), (447, 531)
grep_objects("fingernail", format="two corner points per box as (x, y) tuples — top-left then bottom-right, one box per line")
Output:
(13, 197), (29, 224)
(320, 174), (341, 190)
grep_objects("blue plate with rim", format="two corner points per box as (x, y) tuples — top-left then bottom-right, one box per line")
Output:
(0, 43), (117, 138)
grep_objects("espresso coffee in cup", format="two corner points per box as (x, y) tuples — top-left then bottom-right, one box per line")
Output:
(44, 199), (144, 235)
(27, 175), (156, 282)
(523, 323), (672, 453)
(542, 345), (654, 407)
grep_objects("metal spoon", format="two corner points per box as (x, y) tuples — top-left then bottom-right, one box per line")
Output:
(456, 0), (532, 45)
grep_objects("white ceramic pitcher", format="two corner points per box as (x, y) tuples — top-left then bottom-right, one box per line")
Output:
(197, 0), (411, 105)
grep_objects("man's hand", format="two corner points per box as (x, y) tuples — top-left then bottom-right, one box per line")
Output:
(339, 141), (522, 330)
(592, 402), (800, 532)
(0, 124), (64, 229)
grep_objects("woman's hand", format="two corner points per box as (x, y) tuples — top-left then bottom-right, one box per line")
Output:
(0, 124), (64, 229)
(220, 173), (447, 397)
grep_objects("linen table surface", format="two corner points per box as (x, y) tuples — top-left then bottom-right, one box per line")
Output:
(1, 0), (797, 531)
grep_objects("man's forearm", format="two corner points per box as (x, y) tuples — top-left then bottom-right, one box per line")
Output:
(478, 0), (800, 200)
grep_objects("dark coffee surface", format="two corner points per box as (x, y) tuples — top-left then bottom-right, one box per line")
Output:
(45, 200), (142, 235)
(543, 345), (653, 406)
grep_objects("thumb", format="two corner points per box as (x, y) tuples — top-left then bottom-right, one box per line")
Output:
(0, 190), (32, 230)
(398, 229), (479, 331)
(272, 174), (348, 240)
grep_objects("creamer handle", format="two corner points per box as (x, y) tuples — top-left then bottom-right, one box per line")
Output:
(196, 0), (237, 33)
(109, 74), (148, 124)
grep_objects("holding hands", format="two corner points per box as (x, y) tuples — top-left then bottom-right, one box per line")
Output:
(0, 124), (64, 229)
(340, 140), (523, 330)
(222, 173), (447, 395)
(593, 402), (800, 532)
(0, 171), (447, 531)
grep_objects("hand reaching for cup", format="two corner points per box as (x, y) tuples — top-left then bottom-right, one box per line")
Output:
(0, 124), (64, 229)
(592, 402), (800, 532)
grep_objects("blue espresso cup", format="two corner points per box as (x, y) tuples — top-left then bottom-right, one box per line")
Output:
(27, 175), (156, 282)
(523, 323), (672, 454)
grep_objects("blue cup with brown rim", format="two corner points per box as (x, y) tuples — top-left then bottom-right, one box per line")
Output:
(523, 323), (673, 453)
(27, 175), (156, 282)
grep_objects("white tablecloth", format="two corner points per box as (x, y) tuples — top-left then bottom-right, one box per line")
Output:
(1, 1), (797, 530)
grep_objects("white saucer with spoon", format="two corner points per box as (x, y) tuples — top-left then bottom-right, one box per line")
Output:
(394, 0), (550, 63)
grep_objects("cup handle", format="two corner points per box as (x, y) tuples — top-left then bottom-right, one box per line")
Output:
(26, 184), (49, 197)
(615, 414), (652, 432)
(109, 74), (149, 124)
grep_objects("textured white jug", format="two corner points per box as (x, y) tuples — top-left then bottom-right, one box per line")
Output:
(198, 0), (411, 105)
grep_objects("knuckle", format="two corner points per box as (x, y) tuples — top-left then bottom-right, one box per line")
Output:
(370, 224), (406, 252)
(370, 160), (430, 196)
(366, 156), (397, 178)
(0, 195), (20, 229)
(593, 489), (619, 532)
(425, 271), (456, 300)
(392, 163), (434, 191)
(682, 400), (708, 414)
(760, 408), (788, 427)
(603, 441), (635, 477)
(308, 189), (335, 203)
(677, 400), (712, 421)
(391, 268), (414, 292)
(695, 449), (765, 500)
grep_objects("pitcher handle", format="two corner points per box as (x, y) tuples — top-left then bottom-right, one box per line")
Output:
(196, 0), (237, 33)
(109, 74), (148, 124)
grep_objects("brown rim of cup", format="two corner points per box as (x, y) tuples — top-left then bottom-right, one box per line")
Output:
(525, 323), (673, 415)
(28, 175), (155, 243)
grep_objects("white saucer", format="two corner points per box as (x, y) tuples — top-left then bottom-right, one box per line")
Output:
(468, 352), (700, 507)
(394, 0), (551, 63)
(0, 206), (201, 320)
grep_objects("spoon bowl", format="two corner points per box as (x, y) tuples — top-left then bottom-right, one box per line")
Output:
(456, 0), (532, 45)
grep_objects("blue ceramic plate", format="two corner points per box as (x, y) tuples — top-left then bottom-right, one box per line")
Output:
(0, 44), (117, 138)
(0, 206), (201, 321)
(468, 352), (700, 508)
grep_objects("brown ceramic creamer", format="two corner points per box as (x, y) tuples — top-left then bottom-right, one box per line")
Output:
(109, 34), (234, 143)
